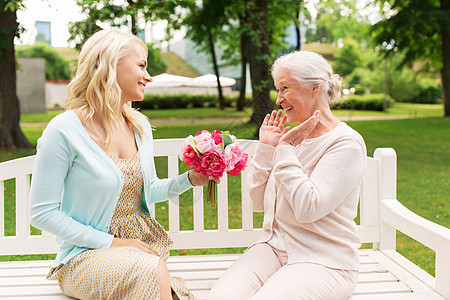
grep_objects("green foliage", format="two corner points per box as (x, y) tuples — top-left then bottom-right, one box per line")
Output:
(345, 51), (442, 104)
(146, 43), (166, 76)
(372, 0), (446, 67)
(415, 83), (443, 104)
(306, 0), (371, 44)
(334, 39), (363, 77)
(69, 0), (186, 50)
(15, 43), (72, 79)
(332, 94), (395, 111)
(142, 93), (252, 110)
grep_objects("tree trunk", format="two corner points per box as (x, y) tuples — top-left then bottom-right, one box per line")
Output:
(237, 16), (248, 112)
(246, 0), (274, 133)
(208, 32), (225, 110)
(128, 0), (137, 35)
(441, 0), (450, 117)
(295, 10), (301, 51)
(0, 5), (32, 149)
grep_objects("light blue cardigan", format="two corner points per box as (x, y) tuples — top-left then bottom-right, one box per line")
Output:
(29, 110), (193, 267)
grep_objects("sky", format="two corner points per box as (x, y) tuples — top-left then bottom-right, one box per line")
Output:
(16, 0), (184, 48)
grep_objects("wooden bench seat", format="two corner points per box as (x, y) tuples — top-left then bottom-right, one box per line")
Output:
(1, 139), (449, 299)
(0, 250), (445, 299)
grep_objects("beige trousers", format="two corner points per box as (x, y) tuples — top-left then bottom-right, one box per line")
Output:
(208, 243), (357, 300)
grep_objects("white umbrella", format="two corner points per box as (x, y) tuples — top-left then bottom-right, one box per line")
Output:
(146, 73), (193, 88)
(184, 74), (236, 87)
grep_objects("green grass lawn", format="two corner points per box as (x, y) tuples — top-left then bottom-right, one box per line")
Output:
(18, 102), (444, 124)
(2, 110), (449, 276)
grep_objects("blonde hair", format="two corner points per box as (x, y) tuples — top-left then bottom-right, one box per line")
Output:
(271, 51), (343, 104)
(65, 29), (148, 147)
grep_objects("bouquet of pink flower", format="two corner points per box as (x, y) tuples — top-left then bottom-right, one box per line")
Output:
(179, 130), (249, 207)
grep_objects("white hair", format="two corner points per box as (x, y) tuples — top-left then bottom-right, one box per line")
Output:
(271, 50), (343, 103)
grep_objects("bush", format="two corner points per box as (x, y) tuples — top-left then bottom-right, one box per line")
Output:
(414, 84), (442, 104)
(332, 94), (395, 111)
(16, 43), (72, 80)
(142, 94), (238, 110)
(353, 86), (366, 95)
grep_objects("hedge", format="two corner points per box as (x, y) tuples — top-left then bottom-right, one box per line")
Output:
(142, 93), (394, 111)
(332, 94), (395, 111)
(142, 94), (252, 109)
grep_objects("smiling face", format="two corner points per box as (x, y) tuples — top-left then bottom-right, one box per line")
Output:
(116, 43), (152, 103)
(274, 68), (318, 123)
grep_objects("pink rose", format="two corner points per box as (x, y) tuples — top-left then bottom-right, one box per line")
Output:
(194, 130), (212, 143)
(227, 153), (248, 176)
(180, 144), (199, 168)
(223, 142), (244, 172)
(211, 130), (223, 145)
(196, 137), (218, 154)
(199, 150), (226, 177)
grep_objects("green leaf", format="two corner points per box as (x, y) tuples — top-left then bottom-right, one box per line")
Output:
(222, 134), (232, 152)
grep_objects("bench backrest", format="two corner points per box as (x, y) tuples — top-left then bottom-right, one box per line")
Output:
(0, 139), (395, 255)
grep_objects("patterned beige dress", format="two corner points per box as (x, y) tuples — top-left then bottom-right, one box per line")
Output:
(48, 152), (195, 300)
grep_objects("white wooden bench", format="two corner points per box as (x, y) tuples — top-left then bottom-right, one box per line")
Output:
(1, 139), (449, 300)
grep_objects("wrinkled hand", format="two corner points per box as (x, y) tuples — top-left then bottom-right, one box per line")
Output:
(111, 237), (159, 256)
(279, 110), (320, 147)
(259, 110), (290, 147)
(188, 170), (221, 186)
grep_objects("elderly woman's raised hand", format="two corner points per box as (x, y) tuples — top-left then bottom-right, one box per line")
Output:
(259, 110), (290, 147)
(279, 110), (320, 147)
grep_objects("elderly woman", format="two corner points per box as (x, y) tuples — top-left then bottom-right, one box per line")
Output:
(209, 51), (366, 300)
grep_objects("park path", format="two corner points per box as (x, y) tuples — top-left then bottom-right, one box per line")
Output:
(20, 115), (414, 128)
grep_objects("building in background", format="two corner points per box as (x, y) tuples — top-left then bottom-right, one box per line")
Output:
(34, 21), (52, 44)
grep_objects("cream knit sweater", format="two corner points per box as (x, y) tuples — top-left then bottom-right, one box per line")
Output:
(248, 122), (366, 271)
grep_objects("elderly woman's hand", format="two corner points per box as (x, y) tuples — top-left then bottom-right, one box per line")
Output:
(279, 110), (320, 147)
(259, 110), (290, 147)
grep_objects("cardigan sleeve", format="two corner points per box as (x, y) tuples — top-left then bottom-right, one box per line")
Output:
(247, 142), (276, 212)
(272, 139), (366, 223)
(149, 172), (193, 204)
(137, 114), (193, 206)
(29, 119), (113, 250)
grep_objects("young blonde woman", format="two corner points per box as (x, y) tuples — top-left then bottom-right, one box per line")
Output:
(29, 29), (215, 300)
(209, 51), (366, 300)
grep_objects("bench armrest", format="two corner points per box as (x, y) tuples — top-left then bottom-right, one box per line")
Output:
(374, 148), (450, 299)
(380, 198), (450, 299)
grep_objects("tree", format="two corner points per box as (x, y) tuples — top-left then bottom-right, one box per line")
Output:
(184, 0), (226, 110)
(372, 0), (450, 116)
(16, 42), (72, 79)
(307, 0), (370, 44)
(69, 0), (187, 50)
(334, 38), (363, 77)
(245, 0), (274, 127)
(70, 0), (186, 109)
(0, 0), (32, 149)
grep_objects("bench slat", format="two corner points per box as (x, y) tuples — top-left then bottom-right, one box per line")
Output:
(217, 176), (228, 231)
(350, 293), (443, 300)
(193, 186), (204, 232)
(168, 156), (180, 233)
(240, 167), (253, 230)
(0, 181), (4, 237)
(353, 281), (411, 295)
(15, 175), (31, 239)
(0, 250), (445, 299)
